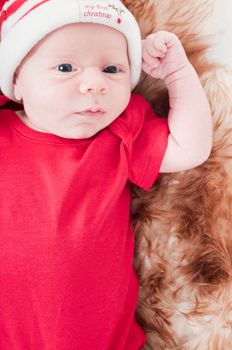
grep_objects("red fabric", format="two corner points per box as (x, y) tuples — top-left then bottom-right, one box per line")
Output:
(0, 94), (9, 106)
(0, 0), (49, 31)
(0, 94), (169, 349)
(3, 0), (28, 15)
(0, 0), (6, 11)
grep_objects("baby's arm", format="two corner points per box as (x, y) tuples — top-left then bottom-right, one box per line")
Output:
(142, 31), (212, 172)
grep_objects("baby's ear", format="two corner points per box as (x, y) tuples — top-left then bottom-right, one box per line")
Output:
(13, 71), (22, 102)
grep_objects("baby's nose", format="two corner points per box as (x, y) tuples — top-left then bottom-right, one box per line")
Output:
(78, 72), (109, 95)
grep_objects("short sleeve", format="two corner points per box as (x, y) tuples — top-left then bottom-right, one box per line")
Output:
(108, 94), (169, 191)
(128, 94), (169, 190)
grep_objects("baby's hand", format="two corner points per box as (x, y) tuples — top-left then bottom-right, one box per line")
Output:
(142, 31), (189, 80)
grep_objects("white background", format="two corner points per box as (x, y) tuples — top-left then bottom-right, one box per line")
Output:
(204, 0), (232, 65)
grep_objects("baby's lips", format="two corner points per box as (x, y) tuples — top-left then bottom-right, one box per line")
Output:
(77, 107), (106, 117)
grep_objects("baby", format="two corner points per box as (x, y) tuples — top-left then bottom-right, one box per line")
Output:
(0, 0), (212, 349)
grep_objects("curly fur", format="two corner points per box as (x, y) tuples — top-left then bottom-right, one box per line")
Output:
(124, 0), (232, 348)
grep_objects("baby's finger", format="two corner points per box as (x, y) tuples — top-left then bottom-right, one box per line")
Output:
(142, 50), (160, 67)
(142, 39), (165, 58)
(146, 35), (167, 57)
(142, 61), (163, 79)
(142, 61), (153, 75)
(142, 60), (160, 74)
(152, 34), (168, 52)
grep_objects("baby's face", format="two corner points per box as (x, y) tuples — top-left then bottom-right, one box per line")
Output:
(13, 23), (131, 139)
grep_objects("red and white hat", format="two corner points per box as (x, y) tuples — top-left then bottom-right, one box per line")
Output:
(0, 0), (142, 100)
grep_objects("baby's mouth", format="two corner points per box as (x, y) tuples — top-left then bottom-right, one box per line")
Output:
(78, 107), (106, 117)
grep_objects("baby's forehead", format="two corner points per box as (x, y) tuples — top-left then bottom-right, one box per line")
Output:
(44, 23), (127, 45)
(31, 23), (129, 59)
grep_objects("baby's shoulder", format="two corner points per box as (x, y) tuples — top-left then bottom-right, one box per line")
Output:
(108, 94), (151, 142)
(128, 93), (148, 108)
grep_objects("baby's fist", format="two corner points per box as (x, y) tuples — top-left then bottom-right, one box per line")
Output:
(142, 31), (189, 80)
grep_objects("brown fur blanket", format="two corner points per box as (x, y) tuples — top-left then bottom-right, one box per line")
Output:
(125, 0), (232, 349)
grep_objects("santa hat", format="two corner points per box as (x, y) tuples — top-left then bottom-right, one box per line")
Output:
(0, 0), (142, 101)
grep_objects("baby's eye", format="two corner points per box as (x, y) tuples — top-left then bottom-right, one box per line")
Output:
(103, 65), (119, 74)
(57, 63), (75, 73)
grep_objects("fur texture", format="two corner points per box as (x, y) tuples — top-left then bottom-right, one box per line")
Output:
(124, 0), (232, 348)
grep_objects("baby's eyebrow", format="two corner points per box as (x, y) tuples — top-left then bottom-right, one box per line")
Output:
(51, 52), (79, 59)
(47, 47), (82, 58)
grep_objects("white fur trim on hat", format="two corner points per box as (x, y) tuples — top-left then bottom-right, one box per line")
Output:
(0, 0), (142, 100)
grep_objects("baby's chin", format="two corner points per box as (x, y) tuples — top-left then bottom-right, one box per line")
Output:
(50, 125), (105, 140)
(16, 109), (118, 139)
(57, 118), (119, 140)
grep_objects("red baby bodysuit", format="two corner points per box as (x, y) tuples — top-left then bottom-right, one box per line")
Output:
(0, 94), (169, 349)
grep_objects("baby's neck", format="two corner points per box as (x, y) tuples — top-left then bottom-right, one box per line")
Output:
(15, 110), (46, 133)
